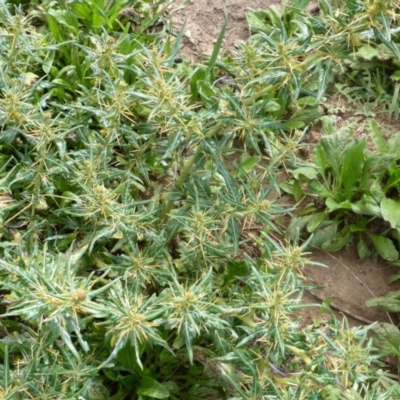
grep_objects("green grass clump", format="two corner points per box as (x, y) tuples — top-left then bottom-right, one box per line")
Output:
(1, 0), (400, 398)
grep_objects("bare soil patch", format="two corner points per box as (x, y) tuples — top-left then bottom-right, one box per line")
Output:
(171, 0), (278, 60)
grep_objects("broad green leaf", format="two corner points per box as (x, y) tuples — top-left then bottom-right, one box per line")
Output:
(264, 6), (282, 30)
(355, 45), (379, 60)
(308, 221), (338, 248)
(86, 380), (109, 400)
(369, 119), (386, 152)
(245, 10), (269, 33)
(316, 60), (333, 103)
(366, 296), (400, 312)
(292, 179), (303, 203)
(197, 79), (216, 101)
(320, 134), (344, 178)
(279, 180), (296, 195)
(357, 238), (370, 260)
(370, 179), (385, 203)
(369, 323), (400, 356)
(381, 198), (400, 230)
(279, 180), (304, 202)
(349, 219), (369, 232)
(71, 2), (92, 19)
(190, 67), (207, 101)
(240, 156), (261, 173)
(312, 143), (328, 172)
(308, 180), (331, 197)
(321, 230), (351, 252)
(116, 341), (141, 372)
(307, 212), (328, 233)
(296, 96), (317, 107)
(224, 260), (249, 285)
(326, 197), (351, 211)
(320, 115), (335, 136)
(283, 120), (305, 129)
(385, 169), (400, 192)
(264, 100), (281, 112)
(369, 234), (399, 261)
(351, 195), (381, 217)
(42, 50), (55, 74)
(291, 0), (310, 11)
(388, 272), (400, 284)
(292, 167), (319, 180)
(391, 71), (400, 82)
(48, 9), (79, 34)
(47, 14), (62, 42)
(341, 138), (365, 199)
(137, 377), (170, 399)
(286, 215), (310, 241)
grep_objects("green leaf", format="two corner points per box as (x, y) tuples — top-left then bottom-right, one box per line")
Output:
(224, 260), (249, 285)
(316, 61), (333, 103)
(357, 238), (370, 260)
(308, 180), (331, 197)
(320, 384), (346, 400)
(381, 198), (400, 230)
(320, 137), (342, 178)
(116, 341), (141, 372)
(290, 0), (310, 11)
(369, 119), (386, 153)
(369, 323), (400, 356)
(308, 221), (338, 248)
(264, 100), (281, 112)
(321, 230), (351, 252)
(369, 234), (399, 261)
(286, 215), (310, 241)
(86, 380), (109, 400)
(388, 272), (400, 284)
(206, 3), (228, 79)
(48, 9), (80, 35)
(47, 14), (62, 42)
(312, 143), (328, 172)
(292, 167), (319, 180)
(391, 71), (400, 82)
(370, 179), (385, 203)
(351, 195), (381, 217)
(240, 156), (261, 173)
(307, 212), (328, 233)
(245, 10), (269, 33)
(137, 377), (170, 399)
(340, 138), (365, 199)
(71, 2), (92, 19)
(355, 45), (380, 60)
(326, 197), (351, 211)
(283, 120), (305, 129)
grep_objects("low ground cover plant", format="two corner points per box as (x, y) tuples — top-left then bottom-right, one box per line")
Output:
(1, 0), (400, 398)
(284, 121), (400, 264)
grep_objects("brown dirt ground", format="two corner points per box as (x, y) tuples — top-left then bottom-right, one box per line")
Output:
(170, 0), (278, 60)
(170, 0), (400, 328)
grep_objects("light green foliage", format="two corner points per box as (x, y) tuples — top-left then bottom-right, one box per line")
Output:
(0, 0), (400, 398)
(285, 123), (400, 264)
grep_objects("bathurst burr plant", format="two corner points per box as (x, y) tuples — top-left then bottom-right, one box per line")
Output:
(0, 0), (400, 398)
